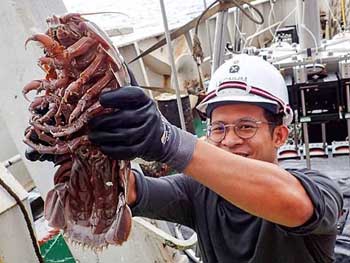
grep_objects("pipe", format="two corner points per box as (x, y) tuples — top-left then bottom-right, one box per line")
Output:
(133, 217), (198, 250)
(133, 42), (154, 99)
(174, 225), (202, 263)
(212, 10), (229, 74)
(202, 0), (213, 60)
(341, 0), (347, 28)
(159, 0), (187, 131)
(3, 154), (22, 168)
(301, 89), (311, 169)
(296, 0), (321, 51)
(346, 84), (350, 163)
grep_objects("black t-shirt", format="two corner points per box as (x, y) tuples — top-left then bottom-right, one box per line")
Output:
(131, 168), (343, 263)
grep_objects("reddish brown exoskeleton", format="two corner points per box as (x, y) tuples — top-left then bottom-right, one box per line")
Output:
(23, 13), (132, 249)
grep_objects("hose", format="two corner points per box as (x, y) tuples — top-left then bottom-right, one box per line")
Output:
(0, 177), (44, 263)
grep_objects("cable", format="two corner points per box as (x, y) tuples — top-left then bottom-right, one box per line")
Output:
(0, 177), (44, 263)
(300, 23), (319, 52)
(192, 0), (218, 64)
(247, 5), (263, 47)
(245, 20), (281, 49)
(174, 224), (202, 263)
(268, 0), (276, 37)
(236, 22), (247, 52)
(194, 0), (263, 37)
(194, 0), (218, 35)
(267, 1), (322, 64)
(194, 0), (264, 35)
(233, 0), (264, 25)
(192, 0), (264, 64)
(272, 6), (297, 43)
(299, 0), (319, 52)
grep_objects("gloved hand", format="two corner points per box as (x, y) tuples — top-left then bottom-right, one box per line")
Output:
(88, 86), (197, 172)
(24, 127), (56, 163)
(24, 127), (72, 165)
(25, 147), (56, 162)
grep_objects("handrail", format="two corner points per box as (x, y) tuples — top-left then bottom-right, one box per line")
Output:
(133, 217), (198, 250)
(2, 154), (22, 168)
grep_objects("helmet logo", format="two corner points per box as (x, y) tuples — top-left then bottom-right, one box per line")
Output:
(229, 65), (240, 73)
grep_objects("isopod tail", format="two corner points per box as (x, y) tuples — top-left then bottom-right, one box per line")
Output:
(44, 184), (68, 229)
(105, 193), (132, 245)
(116, 205), (132, 245)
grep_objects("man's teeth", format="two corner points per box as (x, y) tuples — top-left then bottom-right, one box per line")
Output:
(235, 153), (248, 157)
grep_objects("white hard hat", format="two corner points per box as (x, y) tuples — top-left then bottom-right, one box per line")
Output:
(196, 54), (293, 125)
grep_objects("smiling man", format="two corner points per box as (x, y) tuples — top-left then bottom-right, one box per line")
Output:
(88, 54), (343, 263)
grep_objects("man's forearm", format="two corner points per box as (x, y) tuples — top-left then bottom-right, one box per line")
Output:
(184, 140), (314, 227)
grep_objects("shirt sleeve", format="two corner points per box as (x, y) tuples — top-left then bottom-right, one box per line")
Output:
(130, 168), (195, 229)
(279, 168), (343, 235)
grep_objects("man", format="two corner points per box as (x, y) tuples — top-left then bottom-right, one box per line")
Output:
(31, 54), (343, 262)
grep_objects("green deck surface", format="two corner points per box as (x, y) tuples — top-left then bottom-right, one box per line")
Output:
(40, 234), (75, 263)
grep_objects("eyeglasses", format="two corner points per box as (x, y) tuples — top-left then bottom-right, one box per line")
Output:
(207, 119), (275, 143)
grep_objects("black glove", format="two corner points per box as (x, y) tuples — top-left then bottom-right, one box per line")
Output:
(24, 128), (56, 162)
(88, 86), (196, 171)
(24, 127), (72, 165)
(25, 147), (56, 162)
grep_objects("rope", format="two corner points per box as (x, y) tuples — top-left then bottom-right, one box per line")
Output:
(0, 177), (44, 263)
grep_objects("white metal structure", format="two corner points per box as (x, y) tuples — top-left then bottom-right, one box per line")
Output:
(0, 164), (37, 262)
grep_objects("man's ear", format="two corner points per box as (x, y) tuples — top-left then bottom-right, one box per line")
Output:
(272, 125), (289, 148)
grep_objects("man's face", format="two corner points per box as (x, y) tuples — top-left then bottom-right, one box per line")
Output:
(208, 103), (288, 163)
